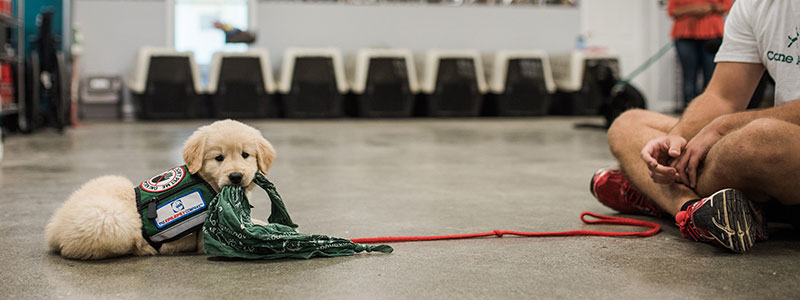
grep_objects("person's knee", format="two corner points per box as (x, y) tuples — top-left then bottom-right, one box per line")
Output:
(607, 109), (649, 154)
(719, 118), (789, 167)
(702, 118), (793, 194)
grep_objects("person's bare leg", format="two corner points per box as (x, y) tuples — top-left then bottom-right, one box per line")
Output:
(607, 109), (701, 215)
(697, 118), (800, 205)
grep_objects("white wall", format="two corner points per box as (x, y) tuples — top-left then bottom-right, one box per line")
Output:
(74, 1), (580, 80)
(74, 0), (171, 117)
(581, 0), (679, 113)
(74, 0), (169, 77)
(253, 2), (581, 68)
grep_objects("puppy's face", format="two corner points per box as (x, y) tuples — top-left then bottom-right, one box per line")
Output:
(182, 120), (276, 192)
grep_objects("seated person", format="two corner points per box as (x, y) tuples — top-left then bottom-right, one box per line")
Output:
(590, 0), (800, 254)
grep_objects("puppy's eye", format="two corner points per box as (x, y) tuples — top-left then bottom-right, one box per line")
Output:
(215, 155), (224, 162)
(242, 152), (250, 159)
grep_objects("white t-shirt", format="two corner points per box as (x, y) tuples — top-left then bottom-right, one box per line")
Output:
(715, 0), (800, 106)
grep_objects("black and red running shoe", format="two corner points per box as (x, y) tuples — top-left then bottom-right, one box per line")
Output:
(675, 188), (767, 254)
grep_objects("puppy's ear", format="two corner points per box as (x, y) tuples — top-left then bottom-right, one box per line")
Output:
(182, 128), (207, 174)
(256, 137), (276, 174)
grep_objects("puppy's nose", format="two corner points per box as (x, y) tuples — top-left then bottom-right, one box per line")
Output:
(228, 172), (243, 185)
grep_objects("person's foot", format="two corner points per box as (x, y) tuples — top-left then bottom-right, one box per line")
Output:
(590, 167), (665, 218)
(675, 188), (767, 254)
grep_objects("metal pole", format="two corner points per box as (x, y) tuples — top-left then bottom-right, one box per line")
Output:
(16, 0), (25, 132)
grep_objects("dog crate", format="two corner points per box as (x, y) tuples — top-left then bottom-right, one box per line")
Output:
(485, 50), (556, 116)
(418, 49), (487, 117)
(208, 50), (279, 118)
(128, 48), (208, 119)
(278, 48), (348, 118)
(549, 52), (620, 115)
(79, 75), (123, 119)
(349, 48), (418, 118)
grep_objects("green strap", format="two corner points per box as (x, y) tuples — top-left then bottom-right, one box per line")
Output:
(613, 41), (675, 92)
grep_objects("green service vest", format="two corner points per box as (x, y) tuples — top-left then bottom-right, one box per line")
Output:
(135, 165), (216, 251)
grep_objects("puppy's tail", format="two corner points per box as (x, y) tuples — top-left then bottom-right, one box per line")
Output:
(45, 176), (149, 260)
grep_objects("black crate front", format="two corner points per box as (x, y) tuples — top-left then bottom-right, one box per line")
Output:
(496, 58), (549, 116)
(358, 58), (414, 118)
(136, 57), (207, 119)
(212, 57), (278, 118)
(427, 58), (482, 117)
(283, 57), (343, 118)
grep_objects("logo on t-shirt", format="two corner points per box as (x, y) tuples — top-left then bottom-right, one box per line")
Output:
(766, 26), (800, 64)
(788, 27), (799, 48)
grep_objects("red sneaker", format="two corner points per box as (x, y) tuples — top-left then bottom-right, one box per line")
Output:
(590, 167), (665, 218)
(675, 188), (767, 254)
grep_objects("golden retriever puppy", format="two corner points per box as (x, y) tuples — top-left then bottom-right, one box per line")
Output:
(44, 120), (275, 260)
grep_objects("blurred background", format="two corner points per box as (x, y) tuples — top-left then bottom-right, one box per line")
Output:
(0, 0), (752, 138)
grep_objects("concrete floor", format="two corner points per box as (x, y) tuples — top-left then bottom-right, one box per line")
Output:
(2, 117), (800, 299)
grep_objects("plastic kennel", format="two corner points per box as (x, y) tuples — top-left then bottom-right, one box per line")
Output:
(548, 52), (620, 115)
(278, 47), (348, 118)
(418, 49), (487, 117)
(486, 50), (556, 116)
(208, 50), (279, 118)
(129, 47), (207, 119)
(349, 48), (419, 117)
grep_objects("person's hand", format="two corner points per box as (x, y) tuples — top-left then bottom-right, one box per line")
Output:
(640, 135), (686, 184)
(670, 126), (722, 189)
(691, 3), (713, 15)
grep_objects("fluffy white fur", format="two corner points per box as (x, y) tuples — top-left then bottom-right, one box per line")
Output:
(44, 120), (276, 260)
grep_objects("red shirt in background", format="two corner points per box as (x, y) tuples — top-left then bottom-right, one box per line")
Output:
(668, 0), (732, 39)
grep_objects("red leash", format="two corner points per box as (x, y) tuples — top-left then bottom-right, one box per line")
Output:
(351, 212), (660, 244)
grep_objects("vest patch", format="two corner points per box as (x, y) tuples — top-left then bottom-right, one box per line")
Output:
(155, 189), (207, 229)
(140, 166), (186, 193)
(135, 165), (216, 251)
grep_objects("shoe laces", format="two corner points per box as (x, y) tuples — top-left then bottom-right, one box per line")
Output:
(676, 211), (702, 241)
(675, 202), (712, 242)
(621, 181), (659, 216)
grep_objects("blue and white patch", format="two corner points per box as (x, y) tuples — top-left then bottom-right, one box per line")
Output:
(154, 189), (206, 229)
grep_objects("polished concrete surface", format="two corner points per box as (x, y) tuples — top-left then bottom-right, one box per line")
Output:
(2, 118), (800, 299)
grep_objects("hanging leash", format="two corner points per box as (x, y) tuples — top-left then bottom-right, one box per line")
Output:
(611, 41), (676, 96)
(351, 212), (660, 244)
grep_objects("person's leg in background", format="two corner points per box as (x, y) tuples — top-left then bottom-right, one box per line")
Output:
(675, 39), (700, 111)
(699, 39), (717, 91)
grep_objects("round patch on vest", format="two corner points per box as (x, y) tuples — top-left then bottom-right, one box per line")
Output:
(140, 166), (186, 193)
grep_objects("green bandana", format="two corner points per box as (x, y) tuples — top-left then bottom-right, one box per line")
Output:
(202, 172), (393, 259)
